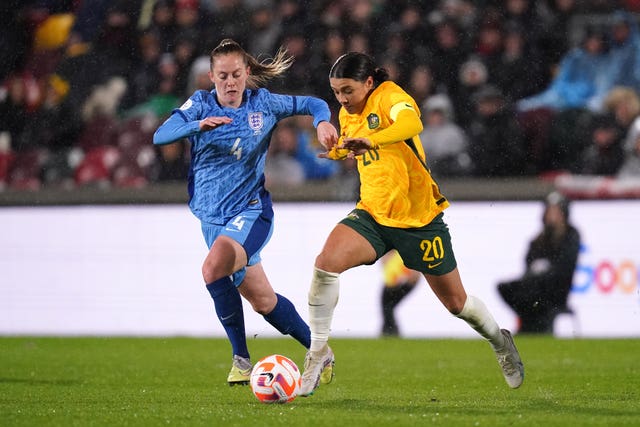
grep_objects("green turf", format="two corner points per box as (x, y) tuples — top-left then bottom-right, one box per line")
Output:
(1, 336), (639, 426)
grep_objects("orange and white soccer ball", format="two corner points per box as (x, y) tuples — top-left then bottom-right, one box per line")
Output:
(250, 354), (301, 404)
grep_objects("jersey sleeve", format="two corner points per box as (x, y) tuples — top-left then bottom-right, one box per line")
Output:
(266, 90), (331, 127)
(293, 95), (332, 127)
(368, 108), (423, 148)
(153, 91), (206, 145)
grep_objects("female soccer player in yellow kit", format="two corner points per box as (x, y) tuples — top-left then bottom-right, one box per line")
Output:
(299, 52), (524, 396)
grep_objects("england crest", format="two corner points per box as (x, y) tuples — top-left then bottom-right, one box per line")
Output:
(248, 112), (264, 134)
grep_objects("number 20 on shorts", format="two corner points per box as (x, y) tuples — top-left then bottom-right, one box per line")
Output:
(420, 236), (444, 268)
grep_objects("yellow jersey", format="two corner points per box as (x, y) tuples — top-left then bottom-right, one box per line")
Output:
(336, 81), (449, 228)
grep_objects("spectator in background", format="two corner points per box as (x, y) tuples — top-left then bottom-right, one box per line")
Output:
(0, 0), (30, 81)
(310, 28), (347, 113)
(420, 94), (472, 177)
(201, 0), (249, 49)
(186, 55), (212, 95)
(93, 2), (138, 76)
(66, 0), (112, 48)
(173, 0), (205, 47)
(150, 56), (212, 182)
(54, 3), (137, 121)
(265, 117), (338, 186)
(574, 112), (625, 175)
(544, 106), (595, 172)
(498, 192), (581, 334)
(121, 30), (163, 111)
(405, 64), (440, 109)
(28, 75), (82, 150)
(394, 2), (431, 64)
(342, 0), (378, 40)
(472, 18), (504, 82)
(154, 54), (215, 182)
(502, 0), (543, 44)
(245, 2), (281, 58)
(124, 53), (181, 120)
(377, 24), (412, 83)
(429, 18), (469, 99)
(144, 0), (177, 53)
(0, 76), (29, 151)
(289, 116), (339, 180)
(466, 84), (528, 176)
(172, 29), (200, 96)
(603, 86), (640, 132)
(607, 10), (640, 94)
(452, 56), (489, 126)
(8, 1), (640, 192)
(495, 21), (546, 103)
(536, 0), (580, 69)
(270, 28), (314, 94)
(617, 116), (640, 177)
(278, 0), (308, 32)
(517, 25), (610, 113)
(265, 121), (306, 187)
(347, 30), (370, 54)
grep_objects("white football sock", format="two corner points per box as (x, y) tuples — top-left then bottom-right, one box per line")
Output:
(456, 295), (505, 350)
(308, 267), (340, 352)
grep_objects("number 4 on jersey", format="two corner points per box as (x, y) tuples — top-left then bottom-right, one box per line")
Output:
(230, 138), (242, 160)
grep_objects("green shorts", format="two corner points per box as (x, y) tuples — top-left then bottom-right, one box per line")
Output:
(339, 209), (457, 276)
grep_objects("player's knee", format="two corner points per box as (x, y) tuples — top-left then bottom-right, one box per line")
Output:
(202, 261), (223, 284)
(314, 252), (343, 274)
(443, 296), (466, 315)
(249, 293), (277, 315)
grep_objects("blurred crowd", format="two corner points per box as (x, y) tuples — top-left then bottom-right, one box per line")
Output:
(2, 0), (640, 192)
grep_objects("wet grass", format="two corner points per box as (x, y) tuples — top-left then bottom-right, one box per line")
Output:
(1, 336), (638, 426)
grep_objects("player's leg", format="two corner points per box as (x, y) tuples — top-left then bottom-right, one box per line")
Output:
(425, 269), (524, 388)
(300, 215), (381, 396)
(202, 206), (273, 386)
(394, 214), (524, 389)
(310, 224), (378, 342)
(202, 234), (251, 385)
(240, 263), (311, 348)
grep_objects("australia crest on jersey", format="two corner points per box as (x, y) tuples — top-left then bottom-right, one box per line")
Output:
(248, 112), (264, 135)
(367, 113), (380, 129)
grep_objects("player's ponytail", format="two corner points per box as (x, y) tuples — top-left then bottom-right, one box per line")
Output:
(210, 38), (293, 88)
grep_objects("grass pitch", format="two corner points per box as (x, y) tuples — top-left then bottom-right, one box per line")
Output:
(1, 336), (638, 426)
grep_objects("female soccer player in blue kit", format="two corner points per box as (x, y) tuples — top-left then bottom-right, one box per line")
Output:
(153, 39), (338, 386)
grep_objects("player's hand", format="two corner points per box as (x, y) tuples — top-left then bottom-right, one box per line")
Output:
(340, 137), (373, 157)
(316, 121), (339, 150)
(318, 144), (349, 160)
(200, 116), (232, 131)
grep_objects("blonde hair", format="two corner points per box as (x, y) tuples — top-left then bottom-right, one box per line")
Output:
(604, 86), (640, 118)
(210, 38), (293, 88)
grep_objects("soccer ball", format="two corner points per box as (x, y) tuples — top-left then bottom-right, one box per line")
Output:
(250, 354), (301, 404)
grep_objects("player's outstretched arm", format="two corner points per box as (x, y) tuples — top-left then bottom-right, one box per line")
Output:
(153, 114), (232, 145)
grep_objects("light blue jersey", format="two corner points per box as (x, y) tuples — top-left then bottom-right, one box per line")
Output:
(153, 88), (331, 224)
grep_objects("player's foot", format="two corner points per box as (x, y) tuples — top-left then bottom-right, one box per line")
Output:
(299, 345), (335, 396)
(495, 329), (524, 388)
(227, 355), (252, 386)
(319, 351), (335, 385)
